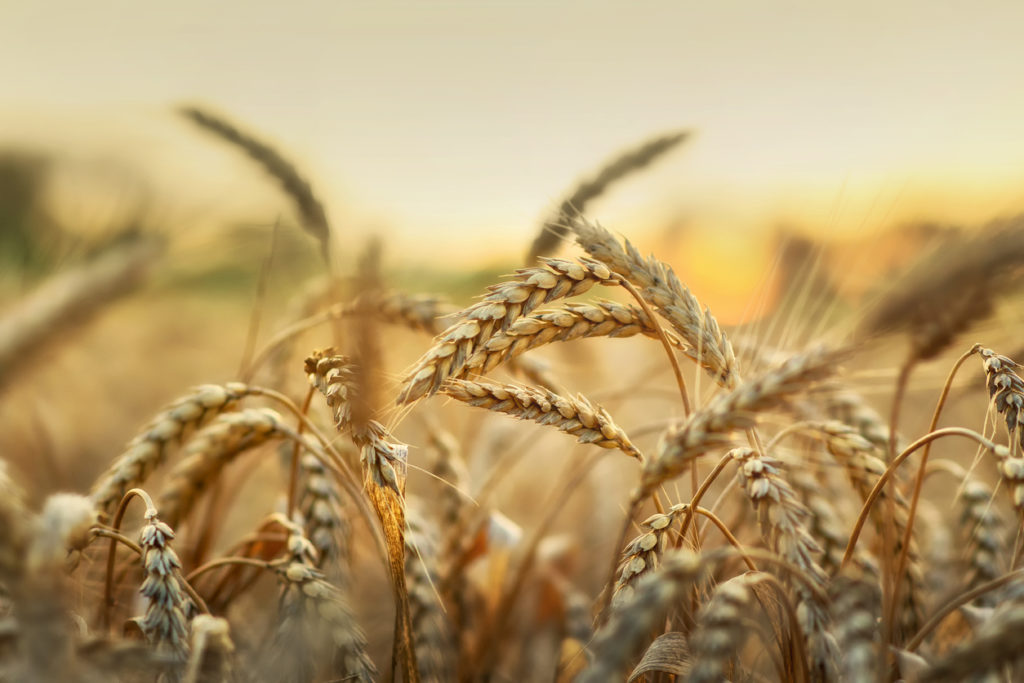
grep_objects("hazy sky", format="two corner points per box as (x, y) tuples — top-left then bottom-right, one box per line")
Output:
(4, 1), (1024, 262)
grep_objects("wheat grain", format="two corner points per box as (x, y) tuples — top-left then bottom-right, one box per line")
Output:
(829, 570), (880, 683)
(613, 503), (689, 607)
(686, 573), (759, 683)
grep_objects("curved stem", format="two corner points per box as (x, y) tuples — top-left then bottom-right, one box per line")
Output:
(841, 427), (1000, 569)
(103, 488), (155, 631)
(186, 556), (277, 584)
(886, 344), (979, 641)
(678, 453), (733, 541)
(905, 567), (1024, 652)
(689, 506), (757, 572)
(745, 572), (812, 683)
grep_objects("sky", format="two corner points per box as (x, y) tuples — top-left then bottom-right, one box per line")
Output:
(4, 1), (1024, 266)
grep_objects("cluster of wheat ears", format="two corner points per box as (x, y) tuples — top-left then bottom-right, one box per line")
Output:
(3, 108), (1024, 683)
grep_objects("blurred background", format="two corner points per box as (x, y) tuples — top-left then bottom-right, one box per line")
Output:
(4, 0), (1024, 494)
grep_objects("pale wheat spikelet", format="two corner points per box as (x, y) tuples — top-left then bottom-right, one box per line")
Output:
(980, 347), (1024, 452)
(639, 348), (837, 497)
(577, 549), (719, 683)
(270, 522), (376, 683)
(184, 615), (235, 683)
(730, 447), (836, 677)
(298, 454), (351, 576)
(442, 378), (641, 459)
(90, 383), (252, 516)
(527, 130), (688, 262)
(612, 503), (689, 607)
(156, 409), (295, 528)
(919, 603), (1024, 681)
(465, 299), (682, 375)
(397, 257), (619, 403)
(304, 350), (358, 432)
(829, 570), (881, 683)
(686, 574), (759, 683)
(406, 504), (455, 683)
(137, 508), (190, 661)
(959, 478), (1004, 605)
(570, 215), (737, 387)
(179, 106), (332, 264)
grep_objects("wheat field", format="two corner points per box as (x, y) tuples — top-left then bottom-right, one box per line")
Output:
(2, 107), (1024, 683)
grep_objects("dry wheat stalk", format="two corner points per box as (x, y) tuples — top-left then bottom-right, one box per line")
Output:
(465, 299), (682, 375)
(137, 508), (190, 661)
(640, 348), (837, 497)
(90, 383), (253, 517)
(184, 615), (235, 683)
(577, 549), (720, 683)
(570, 215), (737, 387)
(406, 503), (455, 683)
(0, 236), (162, 392)
(829, 570), (880, 683)
(441, 378), (641, 459)
(397, 257), (619, 403)
(730, 447), (835, 677)
(297, 454), (350, 577)
(526, 130), (688, 262)
(959, 479), (1004, 605)
(686, 573), (761, 683)
(155, 409), (295, 528)
(270, 522), (376, 683)
(179, 106), (332, 264)
(613, 503), (689, 607)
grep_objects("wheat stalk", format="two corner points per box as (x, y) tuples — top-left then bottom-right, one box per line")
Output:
(612, 503), (689, 607)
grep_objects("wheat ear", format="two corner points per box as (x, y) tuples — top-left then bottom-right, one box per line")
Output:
(570, 214), (737, 387)
(90, 383), (252, 517)
(137, 507), (191, 661)
(464, 299), (682, 375)
(397, 257), (619, 403)
(179, 106), (332, 264)
(441, 378), (641, 459)
(527, 130), (688, 262)
(639, 348), (837, 497)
